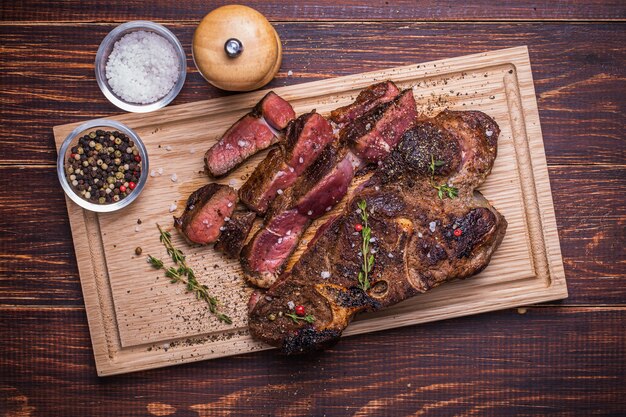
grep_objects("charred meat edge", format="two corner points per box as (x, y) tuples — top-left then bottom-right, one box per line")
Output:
(214, 210), (257, 258)
(330, 81), (400, 125)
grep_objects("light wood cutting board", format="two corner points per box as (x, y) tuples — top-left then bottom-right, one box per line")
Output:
(53, 46), (567, 376)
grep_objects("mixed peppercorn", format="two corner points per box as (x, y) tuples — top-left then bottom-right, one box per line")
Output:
(65, 129), (142, 204)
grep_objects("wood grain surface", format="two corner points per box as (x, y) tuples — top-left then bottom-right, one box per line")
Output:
(1, 1), (625, 415)
(51, 47), (568, 374)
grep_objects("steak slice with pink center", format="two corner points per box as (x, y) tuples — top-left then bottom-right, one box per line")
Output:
(240, 209), (310, 288)
(240, 145), (357, 288)
(239, 111), (334, 214)
(173, 184), (238, 245)
(204, 91), (295, 177)
(342, 89), (417, 163)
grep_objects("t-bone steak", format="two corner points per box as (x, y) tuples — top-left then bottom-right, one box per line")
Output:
(247, 110), (507, 354)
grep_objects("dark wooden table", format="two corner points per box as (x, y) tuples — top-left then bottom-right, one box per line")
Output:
(2, 2), (625, 415)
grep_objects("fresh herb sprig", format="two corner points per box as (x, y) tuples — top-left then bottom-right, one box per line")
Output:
(357, 200), (374, 291)
(429, 155), (459, 200)
(285, 312), (316, 324)
(148, 224), (232, 325)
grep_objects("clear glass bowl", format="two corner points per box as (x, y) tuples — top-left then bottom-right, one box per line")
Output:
(57, 119), (149, 212)
(95, 21), (187, 113)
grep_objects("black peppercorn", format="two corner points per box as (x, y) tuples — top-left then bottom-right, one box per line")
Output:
(66, 129), (141, 205)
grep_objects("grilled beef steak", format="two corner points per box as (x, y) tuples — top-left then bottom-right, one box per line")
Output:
(214, 210), (257, 258)
(330, 81), (400, 126)
(174, 184), (238, 245)
(239, 111), (334, 214)
(248, 110), (507, 354)
(205, 92), (295, 177)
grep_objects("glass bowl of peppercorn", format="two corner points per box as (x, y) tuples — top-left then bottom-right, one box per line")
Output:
(57, 119), (149, 212)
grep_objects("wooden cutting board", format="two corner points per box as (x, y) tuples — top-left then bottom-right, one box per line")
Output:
(53, 46), (567, 376)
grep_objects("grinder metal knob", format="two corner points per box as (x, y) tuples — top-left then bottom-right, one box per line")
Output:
(224, 38), (243, 58)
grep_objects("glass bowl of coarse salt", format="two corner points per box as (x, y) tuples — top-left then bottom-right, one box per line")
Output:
(95, 21), (187, 113)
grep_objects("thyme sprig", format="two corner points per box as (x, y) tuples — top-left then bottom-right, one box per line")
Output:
(429, 155), (459, 200)
(147, 224), (232, 325)
(357, 200), (374, 291)
(285, 312), (316, 324)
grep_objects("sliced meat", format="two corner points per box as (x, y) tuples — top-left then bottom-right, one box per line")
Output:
(238, 148), (297, 215)
(204, 115), (277, 177)
(173, 184), (238, 245)
(290, 147), (357, 219)
(239, 111), (334, 214)
(330, 81), (400, 126)
(248, 110), (507, 354)
(342, 88), (418, 163)
(240, 87), (418, 288)
(214, 210), (257, 258)
(240, 144), (357, 288)
(204, 92), (295, 177)
(257, 91), (296, 130)
(240, 209), (310, 288)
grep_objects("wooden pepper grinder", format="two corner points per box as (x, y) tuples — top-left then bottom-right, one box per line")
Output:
(192, 5), (282, 92)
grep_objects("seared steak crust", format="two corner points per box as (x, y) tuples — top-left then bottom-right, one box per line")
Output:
(330, 81), (400, 126)
(248, 110), (507, 353)
(214, 210), (257, 258)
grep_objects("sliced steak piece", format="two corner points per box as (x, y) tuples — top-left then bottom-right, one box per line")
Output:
(238, 148), (297, 215)
(258, 91), (296, 130)
(248, 110), (507, 354)
(204, 92), (295, 177)
(173, 184), (238, 245)
(342, 88), (417, 163)
(241, 85), (416, 288)
(214, 210), (257, 258)
(239, 111), (334, 214)
(240, 209), (310, 288)
(289, 147), (357, 219)
(330, 81), (400, 126)
(240, 144), (357, 288)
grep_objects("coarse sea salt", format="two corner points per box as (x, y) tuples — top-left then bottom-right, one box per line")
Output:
(105, 31), (180, 104)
